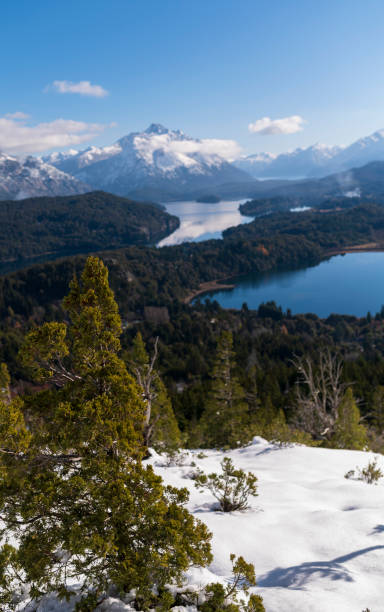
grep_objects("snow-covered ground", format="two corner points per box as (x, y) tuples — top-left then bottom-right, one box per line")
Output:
(18, 438), (384, 611)
(149, 438), (384, 612)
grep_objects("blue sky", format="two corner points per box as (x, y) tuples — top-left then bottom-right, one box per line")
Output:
(2, 0), (384, 156)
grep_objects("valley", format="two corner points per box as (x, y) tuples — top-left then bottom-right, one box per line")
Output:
(5, 5), (384, 611)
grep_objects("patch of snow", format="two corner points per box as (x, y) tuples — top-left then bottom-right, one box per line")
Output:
(148, 439), (384, 612)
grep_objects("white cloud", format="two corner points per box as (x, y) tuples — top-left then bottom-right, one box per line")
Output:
(192, 138), (242, 161)
(248, 115), (306, 135)
(0, 115), (107, 155)
(5, 112), (30, 120)
(134, 133), (242, 165)
(48, 80), (109, 98)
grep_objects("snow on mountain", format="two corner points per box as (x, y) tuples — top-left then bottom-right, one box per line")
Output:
(236, 143), (343, 179)
(46, 124), (251, 200)
(328, 130), (384, 174)
(21, 438), (384, 611)
(0, 153), (90, 200)
(43, 143), (122, 176)
(237, 129), (384, 179)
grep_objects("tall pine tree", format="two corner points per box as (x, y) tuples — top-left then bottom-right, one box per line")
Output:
(199, 331), (250, 448)
(329, 388), (368, 450)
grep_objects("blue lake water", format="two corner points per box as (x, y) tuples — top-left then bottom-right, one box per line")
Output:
(158, 200), (252, 245)
(197, 252), (384, 317)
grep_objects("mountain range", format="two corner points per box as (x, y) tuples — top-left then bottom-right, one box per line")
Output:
(235, 130), (384, 179)
(3, 125), (384, 201)
(43, 123), (250, 201)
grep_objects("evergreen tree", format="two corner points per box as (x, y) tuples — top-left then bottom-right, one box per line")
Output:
(0, 257), (212, 610)
(329, 388), (368, 450)
(371, 386), (384, 433)
(199, 331), (250, 448)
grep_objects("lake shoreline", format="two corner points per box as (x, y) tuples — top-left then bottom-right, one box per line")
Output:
(183, 279), (236, 304)
(326, 242), (384, 256)
(185, 245), (384, 311)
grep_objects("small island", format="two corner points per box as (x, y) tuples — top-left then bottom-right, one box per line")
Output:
(196, 194), (221, 203)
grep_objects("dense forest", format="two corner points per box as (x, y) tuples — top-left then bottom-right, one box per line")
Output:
(239, 195), (365, 216)
(0, 190), (179, 271)
(2, 203), (384, 450)
(1, 203), (384, 323)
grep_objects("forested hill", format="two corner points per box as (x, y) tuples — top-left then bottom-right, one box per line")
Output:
(1, 204), (384, 323)
(0, 190), (179, 270)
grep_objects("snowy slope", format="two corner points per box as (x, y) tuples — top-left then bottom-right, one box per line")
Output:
(45, 124), (251, 200)
(15, 438), (384, 610)
(236, 144), (341, 179)
(0, 153), (90, 200)
(149, 438), (384, 612)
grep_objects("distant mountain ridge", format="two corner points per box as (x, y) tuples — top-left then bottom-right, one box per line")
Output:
(0, 153), (90, 200)
(235, 129), (384, 179)
(44, 123), (251, 201)
(4, 125), (384, 201)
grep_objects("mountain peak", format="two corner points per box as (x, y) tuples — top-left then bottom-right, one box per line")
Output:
(145, 123), (169, 135)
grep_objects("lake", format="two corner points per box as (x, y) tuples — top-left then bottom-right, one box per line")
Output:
(158, 199), (252, 246)
(196, 252), (384, 317)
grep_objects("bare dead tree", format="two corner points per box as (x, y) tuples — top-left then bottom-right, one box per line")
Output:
(292, 350), (348, 440)
(133, 336), (159, 446)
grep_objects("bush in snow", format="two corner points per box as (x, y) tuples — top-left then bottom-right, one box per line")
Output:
(344, 469), (355, 480)
(179, 554), (265, 611)
(344, 458), (383, 484)
(195, 457), (258, 512)
(358, 458), (383, 484)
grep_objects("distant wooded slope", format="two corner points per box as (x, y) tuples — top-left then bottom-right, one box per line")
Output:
(0, 190), (179, 267)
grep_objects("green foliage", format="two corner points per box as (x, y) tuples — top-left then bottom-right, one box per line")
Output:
(358, 458), (383, 484)
(260, 407), (318, 447)
(195, 457), (258, 512)
(197, 555), (265, 611)
(329, 388), (368, 450)
(371, 386), (384, 433)
(0, 364), (30, 454)
(198, 331), (250, 448)
(19, 321), (69, 382)
(0, 257), (212, 609)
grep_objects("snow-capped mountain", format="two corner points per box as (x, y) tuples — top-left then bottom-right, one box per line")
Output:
(43, 143), (122, 176)
(45, 124), (251, 200)
(0, 154), (90, 200)
(236, 130), (384, 179)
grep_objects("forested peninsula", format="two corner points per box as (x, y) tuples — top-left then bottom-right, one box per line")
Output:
(0, 190), (179, 271)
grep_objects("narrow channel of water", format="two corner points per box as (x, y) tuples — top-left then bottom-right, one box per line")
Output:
(158, 199), (252, 246)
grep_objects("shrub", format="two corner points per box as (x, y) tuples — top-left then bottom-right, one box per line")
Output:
(344, 458), (383, 484)
(344, 469), (355, 479)
(195, 457), (258, 512)
(358, 458), (383, 484)
(179, 555), (265, 611)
